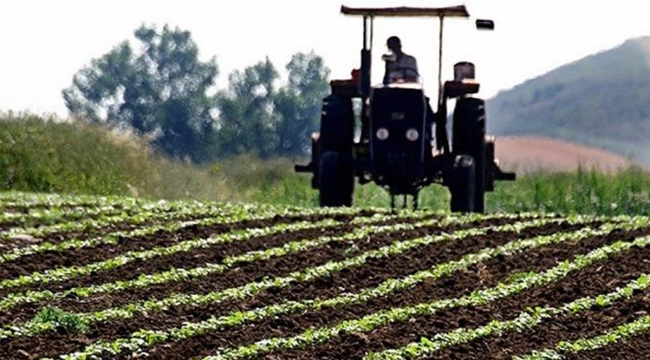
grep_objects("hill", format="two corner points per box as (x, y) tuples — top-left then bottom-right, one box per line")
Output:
(487, 36), (650, 165)
(494, 136), (636, 173)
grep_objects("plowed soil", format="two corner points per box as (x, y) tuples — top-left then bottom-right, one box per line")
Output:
(1, 208), (649, 360)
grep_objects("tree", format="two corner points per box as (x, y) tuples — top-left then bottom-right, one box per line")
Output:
(274, 52), (331, 157)
(214, 53), (330, 158)
(62, 24), (218, 162)
(214, 57), (280, 158)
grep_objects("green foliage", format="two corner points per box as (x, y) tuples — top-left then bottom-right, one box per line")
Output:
(215, 58), (280, 158)
(63, 24), (218, 162)
(33, 306), (89, 333)
(3, 112), (650, 215)
(275, 52), (331, 156)
(0, 112), (224, 201)
(62, 21), (330, 162)
(489, 165), (650, 215)
(215, 52), (329, 158)
(487, 36), (650, 165)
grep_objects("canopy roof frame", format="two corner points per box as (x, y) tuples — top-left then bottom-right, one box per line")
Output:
(340, 5), (469, 18)
(342, 5), (471, 106)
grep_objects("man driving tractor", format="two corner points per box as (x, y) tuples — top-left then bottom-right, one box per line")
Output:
(383, 36), (419, 84)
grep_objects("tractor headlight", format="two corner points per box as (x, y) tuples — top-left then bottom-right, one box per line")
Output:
(376, 128), (389, 141)
(406, 128), (419, 141)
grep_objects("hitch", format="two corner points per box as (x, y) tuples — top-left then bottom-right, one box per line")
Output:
(495, 166), (516, 181)
(294, 163), (315, 173)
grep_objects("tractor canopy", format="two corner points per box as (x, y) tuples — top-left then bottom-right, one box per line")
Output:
(340, 5), (469, 18)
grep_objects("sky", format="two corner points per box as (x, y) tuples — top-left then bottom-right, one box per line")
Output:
(1, 0), (649, 117)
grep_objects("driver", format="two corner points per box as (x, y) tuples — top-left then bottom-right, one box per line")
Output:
(383, 36), (419, 84)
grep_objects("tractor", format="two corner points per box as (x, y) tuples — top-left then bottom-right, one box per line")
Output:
(295, 5), (515, 212)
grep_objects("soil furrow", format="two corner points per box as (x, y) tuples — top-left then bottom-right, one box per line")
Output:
(0, 219), (355, 295)
(252, 231), (650, 360)
(15, 217), (506, 317)
(563, 331), (650, 360)
(0, 212), (362, 282)
(481, 292), (650, 360)
(2, 218), (563, 358)
(137, 222), (629, 360)
(0, 217), (523, 332)
(0, 211), (211, 252)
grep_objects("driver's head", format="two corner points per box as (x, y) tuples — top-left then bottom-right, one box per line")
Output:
(386, 36), (402, 53)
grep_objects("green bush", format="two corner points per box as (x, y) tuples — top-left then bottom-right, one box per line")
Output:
(0, 112), (225, 201)
(2, 112), (649, 215)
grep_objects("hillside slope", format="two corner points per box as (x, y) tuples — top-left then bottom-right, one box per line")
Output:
(487, 36), (650, 165)
(494, 136), (636, 173)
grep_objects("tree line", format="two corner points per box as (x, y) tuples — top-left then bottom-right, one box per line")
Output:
(62, 24), (330, 163)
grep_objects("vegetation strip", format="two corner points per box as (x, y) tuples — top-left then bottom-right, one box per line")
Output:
(359, 235), (650, 359)
(0, 204), (136, 229)
(514, 316), (650, 360)
(0, 221), (333, 290)
(50, 215), (564, 359)
(0, 200), (214, 242)
(136, 220), (639, 359)
(364, 276), (650, 360)
(0, 202), (371, 266)
(0, 201), (187, 239)
(0, 192), (142, 210)
(0, 213), (547, 339)
(115, 220), (614, 359)
(177, 221), (650, 360)
(0, 209), (217, 264)
(0, 201), (367, 243)
(0, 210), (455, 310)
(0, 213), (379, 292)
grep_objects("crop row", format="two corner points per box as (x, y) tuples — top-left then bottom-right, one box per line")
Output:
(365, 272), (650, 360)
(0, 199), (377, 260)
(0, 210), (425, 291)
(0, 199), (375, 242)
(361, 225), (650, 359)
(0, 211), (531, 338)
(515, 315), (650, 359)
(45, 215), (582, 359)
(0, 191), (144, 209)
(0, 211), (516, 312)
(0, 203), (139, 228)
(188, 219), (649, 360)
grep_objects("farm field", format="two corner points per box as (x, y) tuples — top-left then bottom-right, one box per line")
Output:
(0, 192), (649, 359)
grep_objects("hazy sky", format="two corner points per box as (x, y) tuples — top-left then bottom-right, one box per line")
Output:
(1, 0), (649, 117)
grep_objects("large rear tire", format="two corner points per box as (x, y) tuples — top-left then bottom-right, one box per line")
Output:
(450, 154), (476, 213)
(319, 151), (354, 207)
(453, 97), (486, 213)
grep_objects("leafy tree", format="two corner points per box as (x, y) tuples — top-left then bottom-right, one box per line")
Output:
(215, 52), (330, 158)
(62, 24), (218, 162)
(214, 57), (280, 158)
(274, 52), (330, 156)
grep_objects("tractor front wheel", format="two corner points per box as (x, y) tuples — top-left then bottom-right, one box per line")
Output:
(450, 154), (476, 213)
(319, 151), (354, 207)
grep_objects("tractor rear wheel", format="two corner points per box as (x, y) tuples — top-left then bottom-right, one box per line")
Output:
(450, 154), (476, 213)
(319, 151), (354, 207)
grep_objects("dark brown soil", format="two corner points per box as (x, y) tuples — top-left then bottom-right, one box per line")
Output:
(4, 214), (649, 360)
(0, 212), (367, 283)
(563, 330), (650, 360)
(0, 215), (511, 326)
(244, 229), (650, 360)
(137, 222), (624, 360)
(0, 219), (583, 359)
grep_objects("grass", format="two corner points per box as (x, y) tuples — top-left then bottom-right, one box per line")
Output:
(1, 112), (650, 215)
